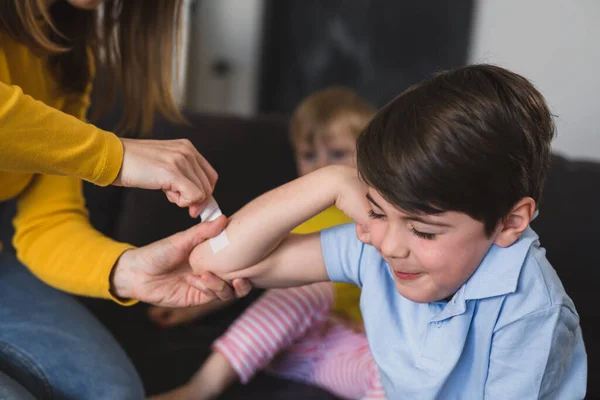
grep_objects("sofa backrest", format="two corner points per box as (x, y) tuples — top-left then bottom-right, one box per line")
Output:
(530, 154), (599, 397)
(113, 112), (297, 246)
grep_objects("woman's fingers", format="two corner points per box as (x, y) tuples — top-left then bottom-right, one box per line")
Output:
(116, 138), (218, 213)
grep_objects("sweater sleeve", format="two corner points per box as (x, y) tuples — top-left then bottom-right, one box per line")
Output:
(12, 172), (136, 304)
(0, 81), (122, 186)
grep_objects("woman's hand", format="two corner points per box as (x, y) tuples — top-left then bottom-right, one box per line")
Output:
(109, 216), (252, 307)
(113, 138), (218, 218)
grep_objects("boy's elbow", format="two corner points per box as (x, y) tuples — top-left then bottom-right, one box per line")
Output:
(189, 241), (246, 275)
(189, 242), (226, 275)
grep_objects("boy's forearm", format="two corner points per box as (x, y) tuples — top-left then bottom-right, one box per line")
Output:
(219, 232), (329, 287)
(190, 166), (347, 276)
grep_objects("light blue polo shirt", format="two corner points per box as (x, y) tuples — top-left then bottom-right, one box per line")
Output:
(321, 223), (587, 399)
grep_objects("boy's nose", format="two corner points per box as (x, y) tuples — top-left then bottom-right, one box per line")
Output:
(380, 234), (409, 260)
(381, 245), (409, 260)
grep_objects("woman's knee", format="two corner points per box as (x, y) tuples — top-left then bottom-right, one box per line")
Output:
(0, 253), (144, 399)
(0, 341), (54, 399)
(1, 339), (144, 400)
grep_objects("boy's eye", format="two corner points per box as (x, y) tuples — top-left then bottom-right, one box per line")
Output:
(410, 226), (436, 240)
(368, 209), (385, 220)
(300, 151), (316, 161)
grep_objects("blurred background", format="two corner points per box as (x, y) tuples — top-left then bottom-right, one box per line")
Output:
(176, 0), (600, 161)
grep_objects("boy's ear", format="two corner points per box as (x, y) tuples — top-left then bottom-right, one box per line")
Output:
(493, 197), (536, 248)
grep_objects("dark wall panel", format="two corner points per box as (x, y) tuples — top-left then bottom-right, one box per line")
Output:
(259, 0), (475, 113)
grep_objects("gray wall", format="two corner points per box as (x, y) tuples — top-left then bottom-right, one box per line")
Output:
(469, 0), (600, 161)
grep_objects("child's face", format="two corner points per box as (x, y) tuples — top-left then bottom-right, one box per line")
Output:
(363, 188), (497, 303)
(294, 120), (357, 176)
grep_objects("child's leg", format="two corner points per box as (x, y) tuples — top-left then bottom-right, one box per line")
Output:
(148, 283), (334, 400)
(267, 323), (386, 399)
(148, 298), (236, 327)
(148, 351), (237, 400)
(212, 282), (334, 383)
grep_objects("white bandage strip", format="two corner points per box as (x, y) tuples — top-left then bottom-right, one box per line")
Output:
(200, 196), (221, 222)
(209, 231), (230, 253)
(200, 196), (230, 253)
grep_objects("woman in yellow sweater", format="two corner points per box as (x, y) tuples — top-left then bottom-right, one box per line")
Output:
(0, 0), (248, 398)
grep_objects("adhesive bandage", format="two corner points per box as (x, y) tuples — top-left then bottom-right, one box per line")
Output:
(200, 196), (222, 222)
(200, 196), (230, 253)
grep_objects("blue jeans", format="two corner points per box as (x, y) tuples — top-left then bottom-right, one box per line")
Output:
(0, 252), (145, 399)
(0, 371), (36, 400)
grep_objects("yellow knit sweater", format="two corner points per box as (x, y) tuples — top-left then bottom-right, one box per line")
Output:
(292, 206), (362, 323)
(0, 33), (133, 301)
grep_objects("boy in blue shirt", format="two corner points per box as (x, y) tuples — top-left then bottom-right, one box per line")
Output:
(189, 64), (587, 399)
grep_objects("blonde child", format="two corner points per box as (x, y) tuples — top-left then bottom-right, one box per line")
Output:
(149, 87), (385, 399)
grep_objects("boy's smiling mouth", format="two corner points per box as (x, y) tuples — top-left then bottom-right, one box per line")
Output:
(387, 262), (423, 280)
(392, 270), (423, 280)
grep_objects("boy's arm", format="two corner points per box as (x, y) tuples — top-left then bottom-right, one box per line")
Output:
(189, 165), (370, 286)
(222, 232), (329, 287)
(485, 305), (586, 398)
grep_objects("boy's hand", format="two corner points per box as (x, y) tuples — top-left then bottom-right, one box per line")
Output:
(327, 165), (372, 244)
(329, 165), (371, 227)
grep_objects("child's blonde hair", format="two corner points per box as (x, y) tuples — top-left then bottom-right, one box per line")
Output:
(290, 87), (376, 147)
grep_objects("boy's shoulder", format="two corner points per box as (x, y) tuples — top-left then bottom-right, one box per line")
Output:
(469, 226), (578, 327)
(502, 238), (578, 325)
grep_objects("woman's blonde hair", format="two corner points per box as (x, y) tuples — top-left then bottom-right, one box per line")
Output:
(0, 0), (184, 135)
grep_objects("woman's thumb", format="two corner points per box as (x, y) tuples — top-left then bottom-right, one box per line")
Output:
(171, 215), (228, 251)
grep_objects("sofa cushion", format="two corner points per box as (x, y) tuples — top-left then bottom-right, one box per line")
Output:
(531, 154), (600, 396)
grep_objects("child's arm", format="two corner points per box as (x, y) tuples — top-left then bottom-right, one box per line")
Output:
(485, 306), (586, 398)
(189, 165), (370, 287)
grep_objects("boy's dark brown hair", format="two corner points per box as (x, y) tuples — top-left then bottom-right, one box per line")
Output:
(290, 86), (375, 147)
(357, 64), (555, 235)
